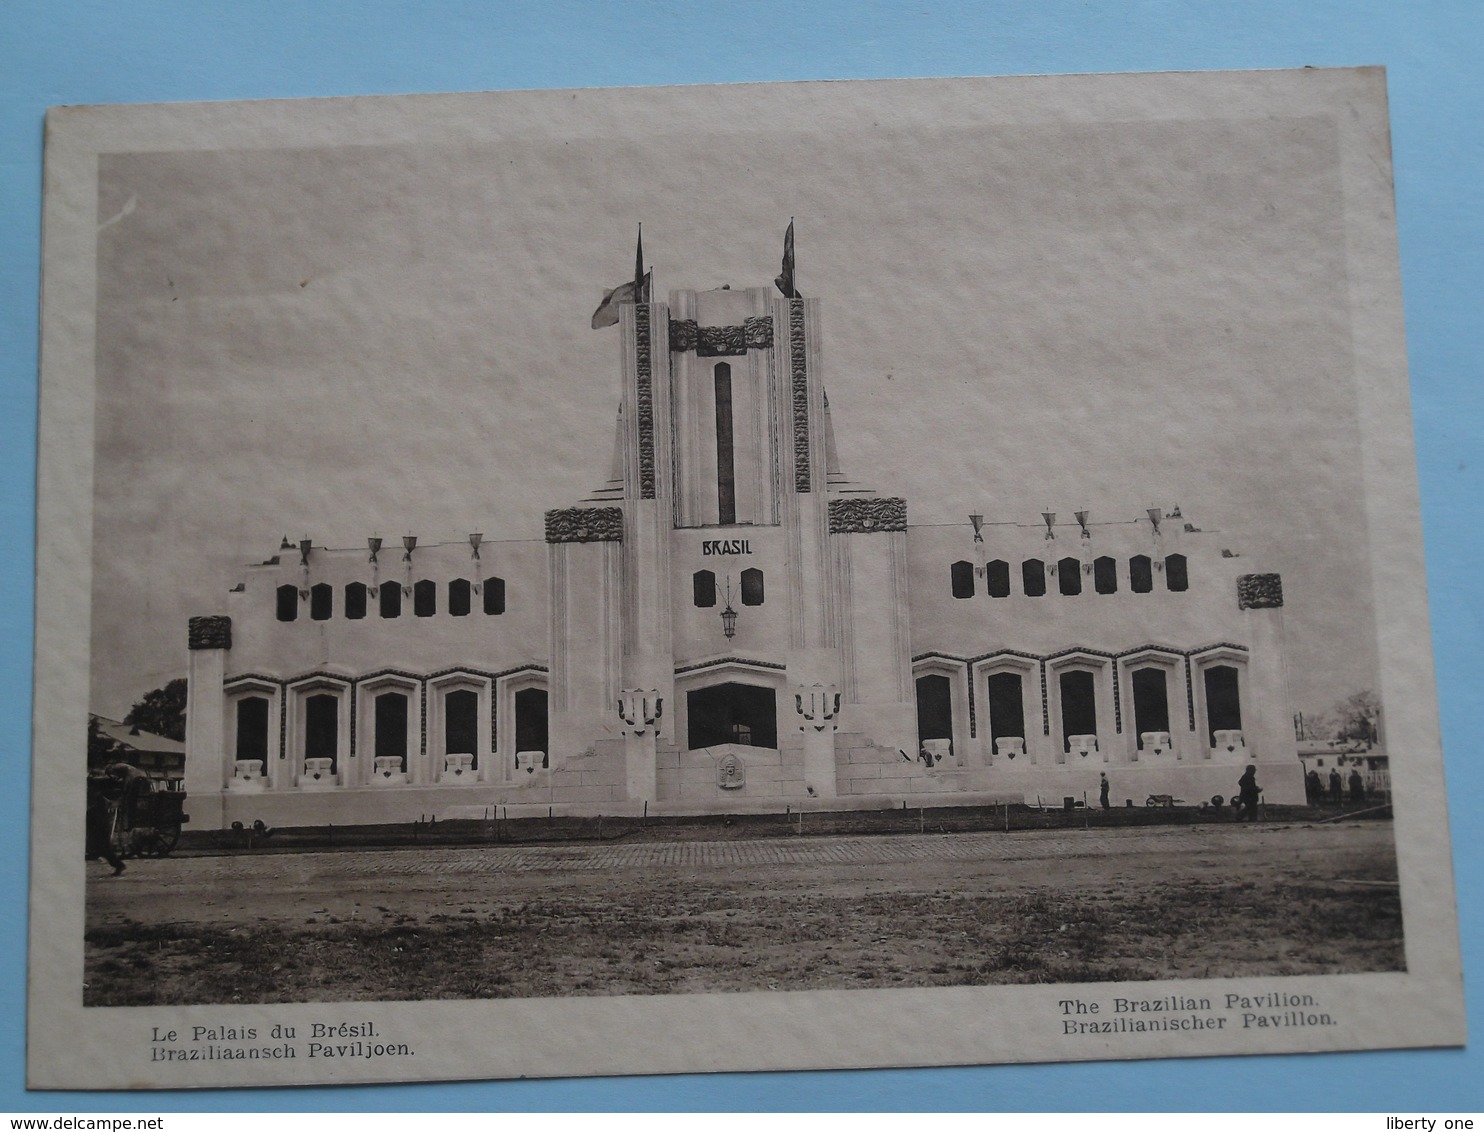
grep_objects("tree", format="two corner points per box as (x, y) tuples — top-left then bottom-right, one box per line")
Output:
(87, 715), (124, 769)
(1333, 689), (1381, 745)
(123, 678), (187, 742)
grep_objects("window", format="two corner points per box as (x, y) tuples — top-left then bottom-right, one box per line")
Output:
(985, 560), (1011, 598)
(1022, 559), (1047, 597)
(915, 673), (954, 748)
(950, 560), (975, 599)
(986, 672), (1025, 752)
(448, 578), (471, 617)
(693, 569), (717, 608)
(413, 579), (436, 617)
(1204, 665), (1242, 746)
(344, 582), (368, 619)
(374, 691), (409, 772)
(484, 576), (505, 615)
(1166, 553), (1189, 592)
(714, 363), (736, 526)
(1093, 556), (1118, 594)
(444, 689), (479, 768)
(379, 579), (401, 618)
(1131, 668), (1171, 747)
(1129, 555), (1153, 593)
(235, 697), (269, 763)
(1059, 670), (1098, 750)
(1057, 557), (1082, 596)
(276, 584), (298, 622)
(740, 567), (764, 606)
(303, 693), (338, 773)
(310, 582), (333, 620)
(515, 687), (549, 760)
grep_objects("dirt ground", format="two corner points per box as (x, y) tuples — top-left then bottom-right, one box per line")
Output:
(84, 821), (1402, 1004)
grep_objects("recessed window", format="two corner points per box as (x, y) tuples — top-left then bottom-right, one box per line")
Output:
(985, 560), (1011, 598)
(714, 363), (736, 526)
(448, 578), (472, 617)
(1022, 559), (1047, 597)
(1057, 557), (1082, 596)
(374, 691), (409, 772)
(484, 576), (506, 615)
(693, 569), (717, 608)
(445, 688), (479, 769)
(1129, 555), (1153, 593)
(310, 582), (333, 620)
(1204, 665), (1242, 746)
(740, 567), (764, 606)
(950, 561), (975, 599)
(344, 582), (368, 619)
(379, 580), (401, 618)
(276, 584), (298, 622)
(413, 579), (436, 617)
(1093, 556), (1118, 595)
(1059, 670), (1097, 750)
(1166, 553), (1189, 592)
(235, 696), (269, 763)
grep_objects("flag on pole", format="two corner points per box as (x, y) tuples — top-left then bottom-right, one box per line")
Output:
(591, 226), (650, 328)
(774, 218), (799, 298)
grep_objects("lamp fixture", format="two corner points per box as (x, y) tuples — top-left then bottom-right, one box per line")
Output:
(1074, 510), (1090, 538)
(402, 535), (417, 562)
(1146, 507), (1162, 535)
(368, 536), (382, 563)
(298, 538), (312, 566)
(469, 532), (483, 559)
(1041, 511), (1056, 540)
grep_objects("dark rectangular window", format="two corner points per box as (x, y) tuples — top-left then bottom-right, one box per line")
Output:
(483, 576), (505, 615)
(235, 697), (270, 762)
(413, 579), (436, 617)
(1058, 557), (1082, 596)
(950, 561), (975, 599)
(276, 584), (299, 622)
(448, 578), (471, 616)
(1129, 555), (1153, 593)
(1166, 553), (1189, 591)
(344, 582), (368, 619)
(693, 569), (716, 608)
(741, 567), (764, 606)
(1093, 557), (1118, 594)
(310, 583), (333, 620)
(379, 580), (401, 618)
(985, 560), (1011, 598)
(714, 363), (736, 525)
(1022, 559), (1047, 597)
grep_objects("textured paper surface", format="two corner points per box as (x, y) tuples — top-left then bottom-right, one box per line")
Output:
(31, 69), (1462, 1089)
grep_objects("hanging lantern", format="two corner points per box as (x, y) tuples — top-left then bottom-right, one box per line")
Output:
(1041, 511), (1056, 540)
(469, 532), (483, 559)
(368, 536), (382, 563)
(298, 538), (312, 566)
(1074, 510), (1090, 538)
(1146, 507), (1162, 535)
(402, 535), (417, 562)
(720, 601), (738, 640)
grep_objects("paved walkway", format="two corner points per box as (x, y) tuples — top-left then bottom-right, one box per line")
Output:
(122, 822), (1381, 883)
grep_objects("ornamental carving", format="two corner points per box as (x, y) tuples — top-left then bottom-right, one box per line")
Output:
(668, 316), (773, 355)
(635, 305), (656, 499)
(668, 319), (698, 352)
(790, 300), (811, 492)
(828, 497), (907, 534)
(1237, 573), (1284, 609)
(544, 506), (624, 543)
(188, 614), (232, 651)
(697, 323), (746, 357)
(743, 315), (773, 350)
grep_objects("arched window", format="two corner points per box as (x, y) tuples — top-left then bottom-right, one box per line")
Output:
(344, 581), (368, 620)
(445, 688), (479, 768)
(986, 672), (1025, 753)
(1059, 670), (1097, 750)
(374, 691), (409, 772)
(448, 578), (472, 617)
(1022, 559), (1047, 597)
(740, 567), (764, 606)
(276, 584), (299, 622)
(985, 560), (1011, 598)
(1166, 553), (1189, 592)
(483, 576), (505, 615)
(379, 579), (401, 618)
(235, 696), (269, 763)
(413, 579), (436, 617)
(1131, 668), (1171, 748)
(1204, 665), (1242, 746)
(693, 569), (717, 608)
(1129, 555), (1153, 593)
(304, 693), (338, 773)
(714, 362), (736, 526)
(310, 582), (333, 620)
(950, 560), (975, 599)
(1057, 557), (1082, 596)
(1093, 556), (1118, 594)
(915, 673), (954, 748)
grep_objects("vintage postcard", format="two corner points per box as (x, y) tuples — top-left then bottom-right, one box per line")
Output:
(30, 69), (1462, 1089)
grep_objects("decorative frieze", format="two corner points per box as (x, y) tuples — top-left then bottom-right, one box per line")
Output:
(544, 506), (624, 543)
(1237, 573), (1284, 609)
(634, 304), (655, 499)
(667, 316), (774, 355)
(828, 497), (907, 534)
(790, 300), (811, 493)
(188, 615), (232, 651)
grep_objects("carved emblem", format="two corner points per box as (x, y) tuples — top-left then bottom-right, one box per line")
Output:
(544, 506), (624, 543)
(717, 752), (745, 789)
(743, 315), (774, 349)
(668, 316), (773, 355)
(697, 323), (746, 357)
(188, 615), (232, 651)
(1237, 573), (1284, 609)
(828, 497), (908, 534)
(668, 319), (699, 352)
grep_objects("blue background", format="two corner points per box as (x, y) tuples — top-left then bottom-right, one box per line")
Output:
(2, 0), (1479, 1112)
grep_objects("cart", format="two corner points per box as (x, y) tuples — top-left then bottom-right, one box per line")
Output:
(109, 780), (189, 858)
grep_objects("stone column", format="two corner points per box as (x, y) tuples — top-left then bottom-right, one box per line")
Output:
(795, 682), (840, 799)
(185, 615), (231, 829)
(617, 688), (661, 803)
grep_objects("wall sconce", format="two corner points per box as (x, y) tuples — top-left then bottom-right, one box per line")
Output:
(469, 532), (483, 560)
(402, 535), (417, 562)
(1146, 507), (1162, 535)
(368, 536), (382, 564)
(299, 538), (312, 566)
(1074, 510), (1090, 539)
(717, 576), (739, 640)
(1042, 511), (1056, 540)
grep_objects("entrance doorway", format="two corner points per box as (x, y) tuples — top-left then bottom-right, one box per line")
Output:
(686, 682), (777, 750)
(515, 688), (549, 765)
(915, 673), (953, 749)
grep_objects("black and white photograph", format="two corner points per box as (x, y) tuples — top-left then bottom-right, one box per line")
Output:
(31, 68), (1462, 1088)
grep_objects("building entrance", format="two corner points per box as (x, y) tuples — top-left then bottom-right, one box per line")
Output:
(686, 682), (777, 750)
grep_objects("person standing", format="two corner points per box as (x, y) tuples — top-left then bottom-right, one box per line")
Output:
(1328, 768), (1344, 805)
(1349, 768), (1366, 805)
(1099, 772), (1110, 810)
(1306, 769), (1323, 805)
(85, 773), (125, 875)
(1237, 764), (1261, 822)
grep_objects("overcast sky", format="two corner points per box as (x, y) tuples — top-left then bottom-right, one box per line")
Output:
(89, 78), (1379, 721)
